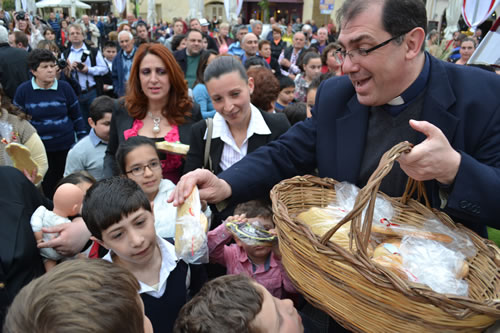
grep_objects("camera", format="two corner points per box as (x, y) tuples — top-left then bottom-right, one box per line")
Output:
(76, 50), (91, 71)
(16, 12), (26, 21)
(57, 59), (67, 70)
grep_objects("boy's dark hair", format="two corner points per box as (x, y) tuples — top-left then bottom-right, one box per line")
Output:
(103, 40), (118, 49)
(283, 102), (307, 125)
(174, 274), (264, 333)
(205, 55), (248, 83)
(3, 259), (143, 333)
(115, 136), (160, 176)
(279, 75), (295, 91)
(243, 55), (267, 70)
(89, 95), (114, 122)
(27, 48), (56, 71)
(234, 199), (273, 220)
(56, 170), (96, 190)
(82, 177), (152, 240)
(308, 72), (335, 93)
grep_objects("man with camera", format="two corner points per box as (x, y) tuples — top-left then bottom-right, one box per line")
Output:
(62, 24), (107, 132)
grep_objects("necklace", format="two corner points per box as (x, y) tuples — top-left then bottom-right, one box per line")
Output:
(148, 112), (161, 134)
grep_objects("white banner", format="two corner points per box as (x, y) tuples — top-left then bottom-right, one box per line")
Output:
(147, 0), (156, 25)
(113, 0), (126, 14)
(224, 0), (243, 23)
(444, 0), (462, 40)
(462, 0), (500, 30)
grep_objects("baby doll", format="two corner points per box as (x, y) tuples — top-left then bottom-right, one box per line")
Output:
(30, 183), (84, 271)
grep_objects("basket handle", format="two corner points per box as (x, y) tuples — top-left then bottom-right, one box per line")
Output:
(319, 142), (418, 250)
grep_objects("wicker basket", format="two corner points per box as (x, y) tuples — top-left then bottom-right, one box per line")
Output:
(270, 142), (500, 333)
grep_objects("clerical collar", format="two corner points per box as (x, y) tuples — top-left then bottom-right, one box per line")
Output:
(383, 52), (430, 116)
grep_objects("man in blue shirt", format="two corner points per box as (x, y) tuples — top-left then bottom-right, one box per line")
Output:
(112, 30), (136, 97)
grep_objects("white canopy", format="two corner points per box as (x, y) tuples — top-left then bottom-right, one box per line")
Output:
(36, 0), (90, 17)
(36, 0), (91, 9)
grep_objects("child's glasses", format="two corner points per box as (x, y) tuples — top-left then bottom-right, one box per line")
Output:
(126, 160), (161, 176)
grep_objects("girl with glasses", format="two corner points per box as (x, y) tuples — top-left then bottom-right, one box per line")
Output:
(116, 136), (205, 240)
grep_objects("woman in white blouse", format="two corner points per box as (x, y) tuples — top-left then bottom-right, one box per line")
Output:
(183, 56), (290, 227)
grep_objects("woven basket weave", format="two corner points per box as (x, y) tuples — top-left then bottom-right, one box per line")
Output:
(270, 142), (500, 332)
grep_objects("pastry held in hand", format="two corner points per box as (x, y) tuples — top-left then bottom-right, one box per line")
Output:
(156, 141), (190, 155)
(226, 221), (277, 246)
(175, 186), (209, 263)
(5, 142), (42, 183)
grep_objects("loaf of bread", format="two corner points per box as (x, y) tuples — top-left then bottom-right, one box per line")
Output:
(371, 223), (453, 243)
(297, 206), (354, 249)
(156, 141), (190, 155)
(5, 142), (42, 184)
(372, 238), (469, 280)
(175, 186), (208, 261)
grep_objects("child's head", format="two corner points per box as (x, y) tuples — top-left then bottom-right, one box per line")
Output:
(82, 176), (153, 240)
(3, 259), (153, 333)
(56, 170), (96, 193)
(103, 41), (118, 61)
(258, 39), (271, 59)
(116, 136), (162, 201)
(283, 102), (307, 126)
(89, 95), (114, 142)
(234, 199), (274, 229)
(277, 76), (295, 106)
(174, 274), (303, 333)
(204, 56), (254, 129)
(299, 51), (321, 81)
(233, 200), (274, 262)
(306, 72), (334, 117)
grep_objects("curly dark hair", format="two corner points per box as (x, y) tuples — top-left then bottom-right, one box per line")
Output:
(246, 67), (280, 112)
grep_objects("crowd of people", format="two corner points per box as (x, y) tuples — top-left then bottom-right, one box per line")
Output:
(1, 0), (500, 332)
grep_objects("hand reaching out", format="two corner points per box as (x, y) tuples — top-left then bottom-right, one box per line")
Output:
(168, 169), (232, 206)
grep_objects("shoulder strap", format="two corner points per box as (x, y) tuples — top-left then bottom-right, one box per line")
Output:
(62, 47), (70, 60)
(88, 45), (98, 67)
(203, 118), (213, 172)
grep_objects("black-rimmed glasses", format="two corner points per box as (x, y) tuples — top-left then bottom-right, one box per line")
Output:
(335, 34), (405, 64)
(126, 160), (161, 176)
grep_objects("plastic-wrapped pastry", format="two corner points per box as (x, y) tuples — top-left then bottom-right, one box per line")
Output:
(175, 186), (208, 263)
